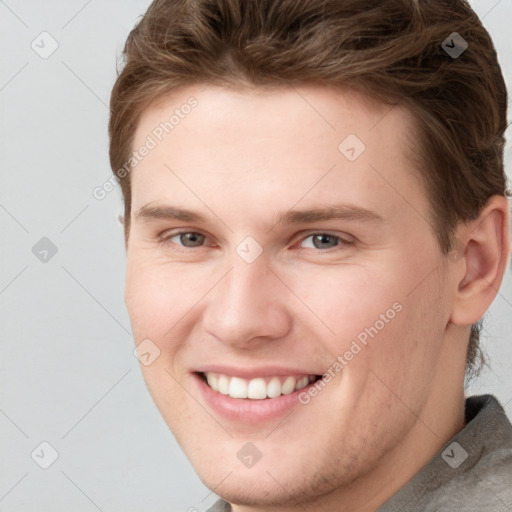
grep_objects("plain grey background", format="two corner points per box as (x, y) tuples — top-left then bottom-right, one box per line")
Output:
(1, 1), (511, 510)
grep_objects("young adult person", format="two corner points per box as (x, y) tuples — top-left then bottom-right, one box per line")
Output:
(108, 1), (512, 510)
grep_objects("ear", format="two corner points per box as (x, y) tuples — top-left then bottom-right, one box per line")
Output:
(450, 195), (510, 326)
(117, 211), (130, 251)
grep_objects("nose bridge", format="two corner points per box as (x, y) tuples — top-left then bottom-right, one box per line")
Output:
(203, 251), (290, 346)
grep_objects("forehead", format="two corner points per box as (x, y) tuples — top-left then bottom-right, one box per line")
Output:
(134, 83), (412, 150)
(130, 84), (426, 227)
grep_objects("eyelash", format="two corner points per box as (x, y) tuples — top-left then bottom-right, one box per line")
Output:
(157, 230), (353, 252)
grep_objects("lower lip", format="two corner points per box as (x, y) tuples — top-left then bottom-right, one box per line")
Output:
(192, 373), (317, 423)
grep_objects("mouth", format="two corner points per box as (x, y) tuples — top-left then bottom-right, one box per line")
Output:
(197, 371), (323, 400)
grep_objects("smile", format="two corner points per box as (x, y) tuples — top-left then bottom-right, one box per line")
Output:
(199, 372), (321, 399)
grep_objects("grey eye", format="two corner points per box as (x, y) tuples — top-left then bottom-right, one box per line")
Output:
(177, 232), (205, 247)
(302, 234), (341, 249)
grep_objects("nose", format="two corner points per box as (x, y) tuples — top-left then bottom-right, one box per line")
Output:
(201, 253), (292, 349)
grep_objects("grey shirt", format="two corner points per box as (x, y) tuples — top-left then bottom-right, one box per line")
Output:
(205, 394), (512, 511)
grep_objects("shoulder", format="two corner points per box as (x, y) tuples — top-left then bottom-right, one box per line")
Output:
(204, 498), (231, 512)
(380, 394), (512, 512)
(428, 394), (512, 510)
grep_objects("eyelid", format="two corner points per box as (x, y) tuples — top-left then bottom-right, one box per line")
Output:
(294, 230), (354, 250)
(158, 228), (354, 251)
(158, 228), (211, 248)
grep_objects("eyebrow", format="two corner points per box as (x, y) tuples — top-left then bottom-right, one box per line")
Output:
(134, 203), (384, 226)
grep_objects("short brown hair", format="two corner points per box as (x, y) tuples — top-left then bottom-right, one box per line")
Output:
(109, 0), (508, 378)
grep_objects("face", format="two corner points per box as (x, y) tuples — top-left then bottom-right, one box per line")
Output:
(125, 84), (462, 509)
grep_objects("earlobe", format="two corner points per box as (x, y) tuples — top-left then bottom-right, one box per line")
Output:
(450, 195), (510, 326)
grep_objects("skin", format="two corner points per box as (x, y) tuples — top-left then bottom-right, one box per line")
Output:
(124, 83), (509, 512)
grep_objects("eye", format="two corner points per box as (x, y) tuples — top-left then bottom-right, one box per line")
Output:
(298, 233), (352, 250)
(160, 231), (206, 248)
(158, 230), (352, 252)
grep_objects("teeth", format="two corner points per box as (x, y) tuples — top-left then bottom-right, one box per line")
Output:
(203, 372), (317, 400)
(267, 377), (281, 398)
(206, 373), (219, 392)
(229, 377), (248, 398)
(218, 374), (229, 395)
(281, 376), (296, 395)
(295, 376), (309, 390)
(247, 378), (267, 399)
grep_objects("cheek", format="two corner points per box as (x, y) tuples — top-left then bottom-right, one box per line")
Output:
(354, 269), (449, 396)
(125, 257), (195, 419)
(124, 253), (205, 337)
(293, 258), (447, 376)
(289, 265), (402, 347)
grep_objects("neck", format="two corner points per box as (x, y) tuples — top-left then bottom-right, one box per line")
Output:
(231, 328), (467, 512)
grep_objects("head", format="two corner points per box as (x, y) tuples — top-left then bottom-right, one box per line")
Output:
(109, 0), (509, 508)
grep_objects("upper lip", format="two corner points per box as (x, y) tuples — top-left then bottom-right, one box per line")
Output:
(193, 365), (321, 379)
